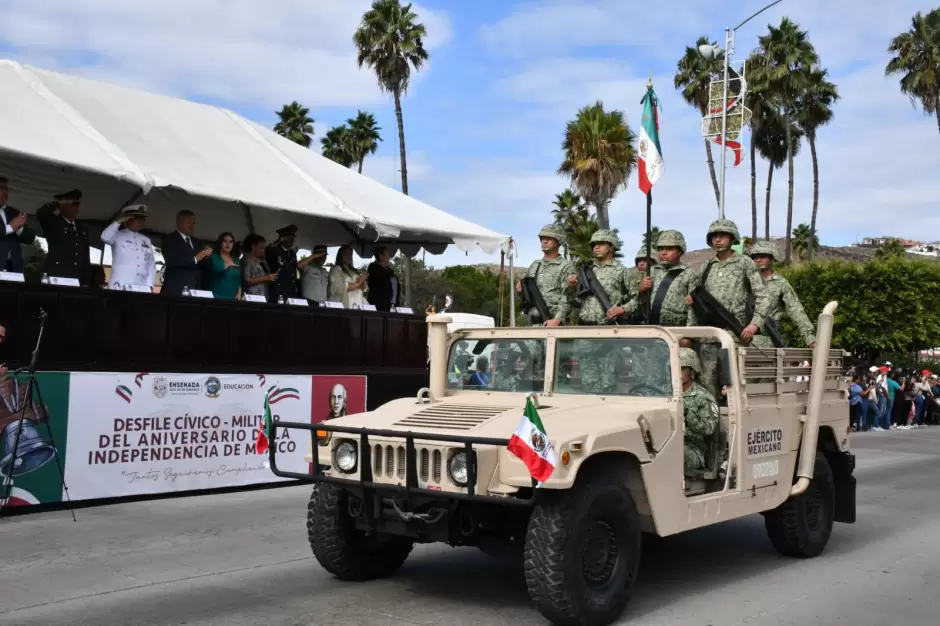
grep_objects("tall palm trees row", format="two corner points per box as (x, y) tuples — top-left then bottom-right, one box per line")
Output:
(271, 0), (428, 305)
(886, 8), (940, 138)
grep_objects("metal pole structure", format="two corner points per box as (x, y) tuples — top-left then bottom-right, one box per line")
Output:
(718, 27), (731, 219)
(508, 238), (515, 327)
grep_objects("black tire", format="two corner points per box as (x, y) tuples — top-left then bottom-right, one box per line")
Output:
(306, 483), (414, 581)
(523, 481), (641, 626)
(764, 452), (835, 558)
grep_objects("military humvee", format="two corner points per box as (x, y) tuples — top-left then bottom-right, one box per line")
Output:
(269, 301), (855, 626)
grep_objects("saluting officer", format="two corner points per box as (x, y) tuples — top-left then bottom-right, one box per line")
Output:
(36, 189), (91, 285)
(748, 240), (816, 349)
(266, 224), (300, 302)
(515, 224), (577, 326)
(101, 204), (156, 291)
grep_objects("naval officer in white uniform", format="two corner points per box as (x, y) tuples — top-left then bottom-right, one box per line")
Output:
(101, 204), (156, 291)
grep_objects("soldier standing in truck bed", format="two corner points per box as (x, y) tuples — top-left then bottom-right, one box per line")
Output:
(748, 240), (816, 349)
(515, 224), (577, 326)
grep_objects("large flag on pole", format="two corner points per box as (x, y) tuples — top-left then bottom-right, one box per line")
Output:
(638, 80), (664, 194)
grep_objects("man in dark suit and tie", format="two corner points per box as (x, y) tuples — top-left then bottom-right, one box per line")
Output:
(161, 210), (212, 296)
(36, 189), (91, 285)
(0, 176), (38, 273)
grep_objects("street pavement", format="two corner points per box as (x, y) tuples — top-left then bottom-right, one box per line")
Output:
(2, 429), (939, 626)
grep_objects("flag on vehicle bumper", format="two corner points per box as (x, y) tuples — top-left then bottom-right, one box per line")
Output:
(255, 387), (274, 454)
(507, 396), (557, 483)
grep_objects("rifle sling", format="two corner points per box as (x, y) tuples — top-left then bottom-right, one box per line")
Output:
(649, 268), (683, 325)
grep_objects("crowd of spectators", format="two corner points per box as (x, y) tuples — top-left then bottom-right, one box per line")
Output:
(847, 362), (940, 432)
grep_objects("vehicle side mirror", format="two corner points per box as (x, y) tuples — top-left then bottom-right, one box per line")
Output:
(718, 348), (732, 388)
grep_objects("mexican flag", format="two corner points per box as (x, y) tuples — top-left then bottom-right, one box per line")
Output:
(507, 396), (557, 484)
(638, 83), (664, 194)
(255, 389), (274, 454)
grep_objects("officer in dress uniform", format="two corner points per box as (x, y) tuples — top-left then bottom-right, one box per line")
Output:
(100, 204), (156, 291)
(265, 224), (300, 302)
(36, 189), (91, 285)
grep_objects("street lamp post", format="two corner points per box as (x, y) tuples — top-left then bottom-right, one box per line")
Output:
(699, 0), (784, 219)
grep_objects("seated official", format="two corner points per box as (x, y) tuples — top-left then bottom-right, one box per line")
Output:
(101, 204), (156, 291)
(241, 234), (278, 300)
(207, 232), (242, 299)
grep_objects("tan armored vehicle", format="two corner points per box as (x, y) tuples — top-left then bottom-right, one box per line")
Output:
(270, 301), (855, 626)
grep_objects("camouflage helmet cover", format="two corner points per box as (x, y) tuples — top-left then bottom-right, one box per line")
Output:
(538, 223), (567, 244)
(634, 246), (658, 262)
(656, 229), (687, 252)
(590, 229), (620, 250)
(706, 218), (741, 245)
(678, 347), (702, 374)
(748, 240), (780, 262)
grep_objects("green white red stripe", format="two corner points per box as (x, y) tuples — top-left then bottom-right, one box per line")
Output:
(115, 384), (132, 403)
(268, 386), (300, 404)
(255, 389), (274, 454)
(638, 84), (664, 194)
(507, 396), (557, 483)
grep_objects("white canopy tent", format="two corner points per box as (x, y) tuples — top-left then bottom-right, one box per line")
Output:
(0, 60), (508, 257)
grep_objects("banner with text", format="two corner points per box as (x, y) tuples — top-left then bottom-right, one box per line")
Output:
(63, 372), (313, 500)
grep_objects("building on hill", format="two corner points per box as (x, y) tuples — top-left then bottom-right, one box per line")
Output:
(860, 236), (921, 248)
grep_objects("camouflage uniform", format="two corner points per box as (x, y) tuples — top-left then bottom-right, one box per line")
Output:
(680, 348), (719, 471)
(748, 240), (816, 348)
(524, 225), (576, 324)
(698, 220), (772, 396)
(624, 245), (657, 301)
(493, 348), (522, 391)
(578, 230), (634, 394)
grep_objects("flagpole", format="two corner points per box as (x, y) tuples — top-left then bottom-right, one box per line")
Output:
(508, 238), (516, 327)
(642, 74), (655, 324)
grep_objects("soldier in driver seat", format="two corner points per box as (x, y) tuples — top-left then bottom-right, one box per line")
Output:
(680, 347), (719, 473)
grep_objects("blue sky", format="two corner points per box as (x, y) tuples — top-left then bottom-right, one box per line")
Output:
(1, 0), (938, 267)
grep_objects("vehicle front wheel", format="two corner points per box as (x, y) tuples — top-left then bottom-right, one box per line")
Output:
(764, 452), (835, 558)
(307, 483), (414, 581)
(523, 480), (641, 626)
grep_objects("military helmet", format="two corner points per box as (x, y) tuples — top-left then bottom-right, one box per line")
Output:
(634, 246), (657, 262)
(590, 229), (620, 250)
(679, 347), (702, 374)
(706, 219), (741, 246)
(656, 229), (687, 253)
(538, 224), (566, 245)
(748, 240), (780, 263)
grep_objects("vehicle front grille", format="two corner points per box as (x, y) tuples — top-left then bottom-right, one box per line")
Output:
(393, 404), (510, 431)
(371, 443), (443, 484)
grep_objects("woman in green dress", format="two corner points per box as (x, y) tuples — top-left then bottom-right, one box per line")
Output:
(207, 232), (242, 299)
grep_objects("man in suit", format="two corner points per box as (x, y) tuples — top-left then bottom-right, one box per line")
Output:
(265, 224), (300, 302)
(36, 189), (91, 285)
(161, 210), (212, 296)
(0, 176), (38, 273)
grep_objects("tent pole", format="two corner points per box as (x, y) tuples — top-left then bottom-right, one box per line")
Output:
(508, 238), (515, 327)
(498, 250), (505, 327)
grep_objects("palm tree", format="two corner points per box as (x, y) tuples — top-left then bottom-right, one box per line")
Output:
(354, 0), (429, 307)
(321, 125), (355, 167)
(886, 9), (940, 136)
(641, 226), (663, 249)
(751, 18), (819, 264)
(346, 110), (383, 174)
(558, 101), (637, 230)
(795, 68), (839, 261)
(754, 109), (803, 240)
(274, 101), (315, 147)
(746, 50), (774, 241)
(551, 190), (588, 258)
(791, 222), (819, 261)
(674, 36), (724, 206)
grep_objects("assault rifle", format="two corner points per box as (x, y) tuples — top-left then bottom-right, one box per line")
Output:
(746, 296), (785, 348)
(577, 265), (623, 325)
(519, 277), (552, 323)
(689, 286), (745, 337)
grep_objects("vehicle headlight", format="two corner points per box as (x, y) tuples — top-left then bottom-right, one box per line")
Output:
(448, 451), (469, 486)
(333, 440), (358, 473)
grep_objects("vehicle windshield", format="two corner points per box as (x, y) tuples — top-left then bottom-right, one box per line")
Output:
(446, 338), (546, 393)
(555, 337), (673, 397)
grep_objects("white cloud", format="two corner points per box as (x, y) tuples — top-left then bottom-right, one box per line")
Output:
(0, 0), (452, 109)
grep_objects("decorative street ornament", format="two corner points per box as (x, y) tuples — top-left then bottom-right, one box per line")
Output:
(700, 59), (752, 167)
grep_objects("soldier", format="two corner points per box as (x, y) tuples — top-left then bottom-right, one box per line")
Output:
(36, 189), (91, 285)
(577, 230), (636, 394)
(692, 219), (772, 396)
(748, 240), (816, 349)
(679, 347), (719, 473)
(625, 245), (657, 297)
(265, 224), (302, 302)
(100, 204), (156, 290)
(515, 224), (577, 326)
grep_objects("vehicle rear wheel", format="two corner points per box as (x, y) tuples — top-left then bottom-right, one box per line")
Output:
(307, 483), (414, 581)
(523, 481), (641, 626)
(764, 452), (835, 558)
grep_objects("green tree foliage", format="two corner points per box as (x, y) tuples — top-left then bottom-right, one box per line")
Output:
(390, 258), (504, 320)
(780, 257), (940, 361)
(23, 241), (47, 284)
(320, 125), (356, 167)
(273, 101), (314, 147)
(886, 9), (940, 137)
(875, 239), (907, 258)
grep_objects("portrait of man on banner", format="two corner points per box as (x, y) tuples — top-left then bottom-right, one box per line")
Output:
(312, 375), (367, 424)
